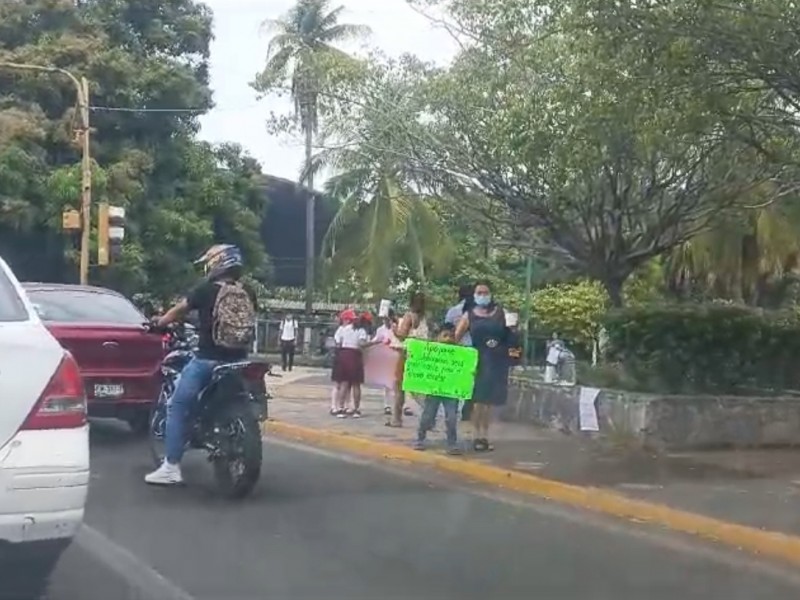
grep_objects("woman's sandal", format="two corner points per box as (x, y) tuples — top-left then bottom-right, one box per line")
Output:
(473, 438), (494, 452)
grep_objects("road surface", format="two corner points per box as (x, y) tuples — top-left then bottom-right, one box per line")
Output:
(44, 421), (800, 599)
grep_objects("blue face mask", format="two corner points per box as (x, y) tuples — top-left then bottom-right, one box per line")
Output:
(474, 294), (492, 307)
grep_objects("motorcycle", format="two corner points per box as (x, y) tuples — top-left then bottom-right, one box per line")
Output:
(148, 323), (272, 499)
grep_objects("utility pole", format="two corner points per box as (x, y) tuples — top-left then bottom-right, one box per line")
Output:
(304, 122), (315, 317)
(0, 63), (91, 284)
(301, 84), (316, 319)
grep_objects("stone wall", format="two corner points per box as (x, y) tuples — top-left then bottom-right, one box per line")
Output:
(501, 377), (800, 451)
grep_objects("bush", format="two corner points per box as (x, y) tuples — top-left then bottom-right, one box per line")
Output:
(576, 361), (646, 392)
(532, 280), (608, 353)
(603, 304), (800, 394)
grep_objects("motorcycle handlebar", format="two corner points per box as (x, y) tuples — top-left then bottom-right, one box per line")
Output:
(143, 321), (172, 334)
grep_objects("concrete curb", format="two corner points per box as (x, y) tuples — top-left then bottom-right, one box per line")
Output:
(267, 420), (800, 567)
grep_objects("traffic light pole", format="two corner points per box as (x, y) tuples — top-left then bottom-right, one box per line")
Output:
(79, 77), (91, 285)
(522, 253), (534, 366)
(0, 63), (91, 284)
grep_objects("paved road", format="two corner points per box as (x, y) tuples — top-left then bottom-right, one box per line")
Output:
(44, 421), (800, 600)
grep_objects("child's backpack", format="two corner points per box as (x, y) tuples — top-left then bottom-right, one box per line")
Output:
(212, 282), (256, 350)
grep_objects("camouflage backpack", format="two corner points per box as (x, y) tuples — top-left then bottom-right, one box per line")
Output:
(211, 282), (255, 350)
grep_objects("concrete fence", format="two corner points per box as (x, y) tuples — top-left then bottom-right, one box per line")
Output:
(502, 376), (800, 451)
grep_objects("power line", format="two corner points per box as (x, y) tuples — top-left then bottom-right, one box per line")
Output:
(90, 105), (208, 113)
(89, 104), (263, 114)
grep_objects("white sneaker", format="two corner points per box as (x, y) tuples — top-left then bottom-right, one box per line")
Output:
(144, 460), (183, 485)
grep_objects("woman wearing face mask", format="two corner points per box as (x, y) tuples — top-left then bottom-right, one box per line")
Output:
(455, 281), (511, 451)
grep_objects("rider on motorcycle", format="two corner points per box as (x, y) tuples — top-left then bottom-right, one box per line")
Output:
(145, 244), (257, 486)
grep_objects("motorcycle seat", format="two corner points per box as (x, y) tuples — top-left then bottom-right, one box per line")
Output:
(212, 361), (252, 379)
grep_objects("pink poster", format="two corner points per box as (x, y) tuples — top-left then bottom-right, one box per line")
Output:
(364, 345), (400, 389)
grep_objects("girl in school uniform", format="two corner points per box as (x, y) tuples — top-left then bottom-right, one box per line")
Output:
(331, 309), (379, 418)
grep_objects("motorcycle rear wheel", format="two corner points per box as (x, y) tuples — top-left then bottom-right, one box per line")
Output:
(148, 380), (175, 467)
(211, 402), (263, 499)
(148, 401), (168, 468)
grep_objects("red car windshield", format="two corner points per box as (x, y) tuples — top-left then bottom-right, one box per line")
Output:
(27, 289), (145, 325)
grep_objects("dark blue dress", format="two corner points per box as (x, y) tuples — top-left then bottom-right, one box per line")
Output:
(468, 307), (510, 405)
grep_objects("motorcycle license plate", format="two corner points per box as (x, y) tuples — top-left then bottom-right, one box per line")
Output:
(94, 384), (124, 398)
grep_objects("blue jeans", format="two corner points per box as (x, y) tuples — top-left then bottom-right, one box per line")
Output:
(165, 358), (219, 464)
(417, 396), (459, 447)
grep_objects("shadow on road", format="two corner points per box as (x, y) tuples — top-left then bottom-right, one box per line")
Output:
(88, 418), (143, 447)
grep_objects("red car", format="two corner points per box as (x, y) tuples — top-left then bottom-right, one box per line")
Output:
(22, 283), (164, 433)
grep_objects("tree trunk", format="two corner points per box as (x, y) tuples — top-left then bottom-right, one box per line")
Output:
(304, 113), (315, 317)
(603, 276), (625, 307)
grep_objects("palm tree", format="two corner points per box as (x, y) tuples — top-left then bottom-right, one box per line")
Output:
(666, 195), (800, 306)
(319, 161), (451, 296)
(252, 0), (369, 313)
(303, 61), (452, 295)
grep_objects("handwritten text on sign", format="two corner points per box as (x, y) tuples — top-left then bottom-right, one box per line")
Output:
(402, 339), (478, 400)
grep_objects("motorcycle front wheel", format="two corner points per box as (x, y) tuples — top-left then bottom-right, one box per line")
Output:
(211, 401), (263, 499)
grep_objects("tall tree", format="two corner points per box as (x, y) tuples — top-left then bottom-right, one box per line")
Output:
(309, 57), (451, 295)
(666, 193), (800, 307)
(0, 0), (267, 299)
(573, 0), (800, 161)
(397, 0), (777, 305)
(251, 0), (369, 313)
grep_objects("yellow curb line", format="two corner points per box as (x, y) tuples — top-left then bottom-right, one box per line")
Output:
(267, 420), (800, 567)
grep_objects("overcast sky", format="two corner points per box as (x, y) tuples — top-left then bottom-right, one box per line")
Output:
(198, 0), (458, 186)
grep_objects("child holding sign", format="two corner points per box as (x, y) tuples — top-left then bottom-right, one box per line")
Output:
(413, 324), (462, 455)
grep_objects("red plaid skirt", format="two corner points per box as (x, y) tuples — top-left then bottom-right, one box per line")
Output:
(331, 348), (364, 384)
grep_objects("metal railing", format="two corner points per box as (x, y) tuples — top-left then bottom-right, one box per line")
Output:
(252, 318), (335, 356)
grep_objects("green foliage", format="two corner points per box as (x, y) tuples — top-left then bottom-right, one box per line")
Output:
(577, 0), (800, 158)
(420, 1), (772, 304)
(527, 270), (663, 353)
(424, 241), (525, 318)
(250, 0), (369, 158)
(604, 304), (800, 394)
(576, 361), (643, 393)
(344, 0), (794, 307)
(251, 0), (369, 308)
(665, 187), (800, 307)
(531, 280), (608, 352)
(315, 57), (453, 293)
(0, 0), (267, 302)
(624, 260), (667, 306)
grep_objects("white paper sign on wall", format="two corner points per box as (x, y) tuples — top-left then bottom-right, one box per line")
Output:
(579, 386), (600, 432)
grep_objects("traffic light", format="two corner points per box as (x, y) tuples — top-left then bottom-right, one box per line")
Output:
(97, 203), (126, 266)
(62, 209), (81, 231)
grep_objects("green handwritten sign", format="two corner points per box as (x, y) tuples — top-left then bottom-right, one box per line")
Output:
(402, 339), (478, 400)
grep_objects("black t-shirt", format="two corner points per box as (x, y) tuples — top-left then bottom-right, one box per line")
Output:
(186, 279), (257, 362)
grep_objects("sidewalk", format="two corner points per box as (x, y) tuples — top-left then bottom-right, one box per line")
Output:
(269, 371), (800, 539)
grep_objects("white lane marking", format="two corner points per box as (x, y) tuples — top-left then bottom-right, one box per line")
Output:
(75, 525), (196, 600)
(265, 437), (800, 589)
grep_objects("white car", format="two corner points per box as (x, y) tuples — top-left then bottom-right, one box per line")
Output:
(0, 257), (89, 597)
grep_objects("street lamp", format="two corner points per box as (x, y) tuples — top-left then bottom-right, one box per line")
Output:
(0, 62), (92, 285)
